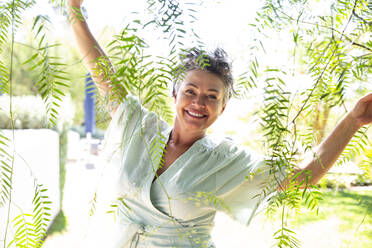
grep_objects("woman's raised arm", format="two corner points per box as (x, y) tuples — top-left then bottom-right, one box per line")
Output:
(68, 0), (125, 116)
(283, 93), (372, 190)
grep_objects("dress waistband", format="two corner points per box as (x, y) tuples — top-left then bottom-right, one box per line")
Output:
(120, 220), (214, 248)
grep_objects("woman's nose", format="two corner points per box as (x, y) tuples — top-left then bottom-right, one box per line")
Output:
(193, 95), (206, 106)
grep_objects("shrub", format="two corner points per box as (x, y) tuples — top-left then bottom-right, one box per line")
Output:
(0, 95), (74, 131)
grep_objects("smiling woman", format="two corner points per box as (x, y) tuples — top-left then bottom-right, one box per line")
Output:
(172, 55), (230, 142)
(68, 1), (285, 246)
(155, 52), (231, 182)
(67, 0), (372, 247)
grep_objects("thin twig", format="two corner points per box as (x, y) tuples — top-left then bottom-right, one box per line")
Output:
(352, 8), (372, 26)
(3, 0), (16, 246)
(276, 5), (372, 53)
(290, 0), (360, 124)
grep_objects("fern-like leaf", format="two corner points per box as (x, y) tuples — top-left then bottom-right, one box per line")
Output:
(31, 184), (51, 247)
(337, 126), (370, 166)
(0, 131), (12, 207)
(9, 213), (35, 248)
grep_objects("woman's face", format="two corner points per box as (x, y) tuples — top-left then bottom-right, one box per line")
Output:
(174, 69), (226, 135)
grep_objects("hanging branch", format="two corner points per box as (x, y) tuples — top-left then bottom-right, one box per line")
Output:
(23, 14), (69, 126)
(2, 0), (19, 245)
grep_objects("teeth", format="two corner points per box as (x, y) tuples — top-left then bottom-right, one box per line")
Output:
(187, 111), (204, 117)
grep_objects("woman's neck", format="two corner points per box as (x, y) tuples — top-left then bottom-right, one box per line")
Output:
(170, 123), (206, 147)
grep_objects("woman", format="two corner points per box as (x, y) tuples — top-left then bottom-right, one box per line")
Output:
(68, 1), (372, 247)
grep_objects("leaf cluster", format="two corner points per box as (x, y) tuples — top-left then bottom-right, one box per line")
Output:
(23, 14), (69, 126)
(9, 184), (51, 248)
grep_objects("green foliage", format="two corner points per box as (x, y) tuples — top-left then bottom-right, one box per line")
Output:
(23, 14), (70, 127)
(0, 0), (11, 95)
(356, 147), (372, 184)
(0, 131), (12, 207)
(103, 23), (175, 123)
(337, 126), (370, 166)
(0, 1), (35, 247)
(318, 174), (349, 189)
(0, 1), (71, 247)
(286, 190), (372, 248)
(88, 192), (96, 218)
(235, 58), (260, 98)
(31, 184), (51, 245)
(145, 0), (203, 55)
(273, 226), (301, 248)
(58, 125), (68, 208)
(46, 210), (67, 235)
(148, 131), (167, 171)
(9, 213), (35, 248)
(106, 196), (132, 222)
(184, 191), (231, 212)
(9, 184), (51, 248)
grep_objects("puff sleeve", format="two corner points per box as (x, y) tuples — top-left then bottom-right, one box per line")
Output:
(102, 95), (148, 162)
(215, 150), (286, 227)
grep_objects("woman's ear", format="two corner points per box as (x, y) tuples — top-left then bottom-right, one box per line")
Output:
(173, 88), (178, 103)
(220, 103), (226, 115)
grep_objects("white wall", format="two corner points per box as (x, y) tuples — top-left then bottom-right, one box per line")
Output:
(0, 129), (60, 243)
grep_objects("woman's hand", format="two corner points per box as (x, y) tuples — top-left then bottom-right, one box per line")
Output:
(68, 0), (83, 8)
(349, 93), (372, 128)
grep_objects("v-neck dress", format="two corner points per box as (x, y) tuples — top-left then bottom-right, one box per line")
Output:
(85, 95), (285, 248)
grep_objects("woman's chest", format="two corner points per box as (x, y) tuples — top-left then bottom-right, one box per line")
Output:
(117, 132), (235, 206)
(154, 143), (190, 179)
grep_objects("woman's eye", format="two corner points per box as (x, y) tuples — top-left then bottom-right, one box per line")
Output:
(186, 89), (194, 94)
(208, 95), (217, 99)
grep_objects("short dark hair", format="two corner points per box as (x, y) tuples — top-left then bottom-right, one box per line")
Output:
(172, 47), (235, 103)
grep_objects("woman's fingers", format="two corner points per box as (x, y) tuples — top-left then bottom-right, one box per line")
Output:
(351, 93), (372, 126)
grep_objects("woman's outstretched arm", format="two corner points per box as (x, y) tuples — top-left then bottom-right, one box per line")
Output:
(68, 0), (125, 116)
(283, 93), (372, 189)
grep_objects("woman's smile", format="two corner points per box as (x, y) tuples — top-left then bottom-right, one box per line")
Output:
(184, 109), (208, 118)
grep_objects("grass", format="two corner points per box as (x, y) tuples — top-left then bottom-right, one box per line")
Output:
(286, 190), (372, 248)
(46, 210), (68, 236)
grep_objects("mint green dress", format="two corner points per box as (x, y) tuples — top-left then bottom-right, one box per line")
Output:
(87, 95), (285, 248)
